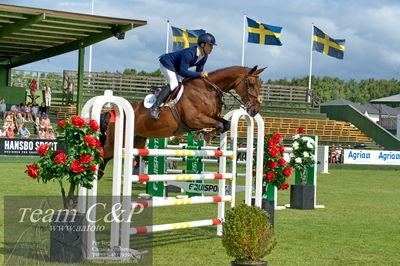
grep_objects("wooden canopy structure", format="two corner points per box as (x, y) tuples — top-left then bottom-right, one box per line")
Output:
(0, 4), (146, 112)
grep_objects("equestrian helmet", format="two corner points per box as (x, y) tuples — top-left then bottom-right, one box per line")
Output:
(197, 33), (217, 46)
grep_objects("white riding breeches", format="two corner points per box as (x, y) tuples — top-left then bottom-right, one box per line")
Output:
(160, 63), (182, 91)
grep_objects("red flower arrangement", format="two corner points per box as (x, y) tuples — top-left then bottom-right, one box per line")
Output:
(263, 133), (292, 191)
(25, 116), (103, 210)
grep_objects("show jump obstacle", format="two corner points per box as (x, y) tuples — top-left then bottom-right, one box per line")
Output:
(77, 90), (265, 259)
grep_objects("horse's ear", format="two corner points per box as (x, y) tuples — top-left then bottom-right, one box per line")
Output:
(254, 67), (267, 75)
(248, 65), (258, 75)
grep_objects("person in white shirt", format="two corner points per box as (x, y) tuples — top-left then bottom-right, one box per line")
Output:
(44, 83), (52, 106)
(0, 126), (7, 138)
(0, 99), (6, 119)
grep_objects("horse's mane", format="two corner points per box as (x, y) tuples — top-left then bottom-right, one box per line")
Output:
(209, 66), (249, 76)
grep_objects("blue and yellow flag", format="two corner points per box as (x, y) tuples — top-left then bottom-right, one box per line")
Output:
(313, 26), (345, 59)
(247, 17), (282, 46)
(172, 26), (205, 51)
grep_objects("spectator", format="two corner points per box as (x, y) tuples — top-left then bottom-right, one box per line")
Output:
(41, 114), (51, 130)
(15, 113), (24, 132)
(0, 126), (6, 137)
(44, 83), (52, 106)
(330, 144), (336, 163)
(38, 128), (46, 139)
(67, 81), (74, 105)
(38, 102), (47, 118)
(6, 104), (19, 120)
(0, 99), (6, 119)
(18, 103), (26, 121)
(33, 116), (41, 135)
(45, 127), (55, 140)
(29, 79), (38, 96)
(6, 127), (14, 138)
(335, 144), (343, 164)
(18, 124), (30, 139)
(3, 114), (14, 131)
(31, 103), (39, 119)
(24, 103), (34, 122)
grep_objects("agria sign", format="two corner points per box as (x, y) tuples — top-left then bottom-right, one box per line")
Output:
(343, 149), (400, 165)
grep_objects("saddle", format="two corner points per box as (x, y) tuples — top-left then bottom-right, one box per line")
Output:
(150, 83), (190, 136)
(150, 83), (182, 103)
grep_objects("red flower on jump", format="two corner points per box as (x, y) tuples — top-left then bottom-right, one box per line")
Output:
(279, 158), (287, 166)
(56, 119), (68, 129)
(266, 171), (275, 182)
(274, 133), (283, 143)
(84, 135), (97, 148)
(89, 119), (100, 131)
(281, 182), (289, 190)
(283, 167), (293, 177)
(97, 147), (104, 158)
(279, 145), (285, 153)
(267, 138), (277, 148)
(54, 152), (67, 164)
(267, 161), (278, 168)
(269, 147), (279, 158)
(80, 154), (93, 164)
(71, 116), (86, 128)
(70, 160), (85, 173)
(37, 144), (49, 156)
(26, 164), (39, 179)
(91, 164), (97, 172)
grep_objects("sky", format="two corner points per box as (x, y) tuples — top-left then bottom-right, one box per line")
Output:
(3, 0), (400, 81)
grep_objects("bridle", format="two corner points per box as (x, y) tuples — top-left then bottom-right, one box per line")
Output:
(243, 75), (263, 110)
(203, 75), (263, 112)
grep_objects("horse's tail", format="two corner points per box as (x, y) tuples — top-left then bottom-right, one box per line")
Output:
(99, 111), (111, 148)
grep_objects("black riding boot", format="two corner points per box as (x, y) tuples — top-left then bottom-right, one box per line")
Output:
(149, 85), (171, 120)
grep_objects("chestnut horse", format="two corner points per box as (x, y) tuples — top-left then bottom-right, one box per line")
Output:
(98, 65), (265, 178)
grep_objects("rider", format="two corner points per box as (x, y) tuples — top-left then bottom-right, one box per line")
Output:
(149, 33), (217, 120)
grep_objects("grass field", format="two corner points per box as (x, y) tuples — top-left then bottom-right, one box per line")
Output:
(1, 156), (400, 265)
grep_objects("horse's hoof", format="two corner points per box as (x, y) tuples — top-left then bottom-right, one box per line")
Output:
(203, 133), (215, 145)
(193, 132), (204, 140)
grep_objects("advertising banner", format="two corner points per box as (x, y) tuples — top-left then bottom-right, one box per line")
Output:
(343, 149), (400, 165)
(0, 138), (63, 156)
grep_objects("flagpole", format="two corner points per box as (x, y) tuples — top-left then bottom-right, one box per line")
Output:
(307, 23), (314, 103)
(166, 20), (170, 53)
(88, 0), (94, 73)
(241, 14), (246, 66)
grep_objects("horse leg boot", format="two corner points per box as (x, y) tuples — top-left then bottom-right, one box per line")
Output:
(149, 84), (171, 120)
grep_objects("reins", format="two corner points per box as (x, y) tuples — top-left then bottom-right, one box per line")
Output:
(203, 77), (248, 110)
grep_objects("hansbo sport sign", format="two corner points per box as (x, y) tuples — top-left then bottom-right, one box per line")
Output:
(343, 149), (400, 165)
(0, 138), (62, 156)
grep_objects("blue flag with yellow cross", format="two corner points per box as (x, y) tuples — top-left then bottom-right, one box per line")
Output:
(247, 17), (282, 46)
(171, 26), (205, 51)
(312, 26), (345, 59)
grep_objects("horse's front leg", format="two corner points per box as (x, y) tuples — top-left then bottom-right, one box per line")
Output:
(215, 117), (230, 133)
(192, 116), (225, 144)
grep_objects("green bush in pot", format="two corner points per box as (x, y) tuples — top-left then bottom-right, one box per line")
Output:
(221, 203), (276, 265)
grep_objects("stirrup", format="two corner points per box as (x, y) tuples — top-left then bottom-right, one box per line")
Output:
(149, 106), (161, 120)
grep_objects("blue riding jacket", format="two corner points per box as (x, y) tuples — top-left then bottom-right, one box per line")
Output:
(159, 46), (208, 78)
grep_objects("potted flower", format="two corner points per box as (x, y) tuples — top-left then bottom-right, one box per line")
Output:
(25, 115), (103, 262)
(221, 203), (276, 266)
(289, 134), (316, 209)
(258, 133), (292, 226)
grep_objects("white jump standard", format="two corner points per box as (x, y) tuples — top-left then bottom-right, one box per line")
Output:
(78, 90), (265, 260)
